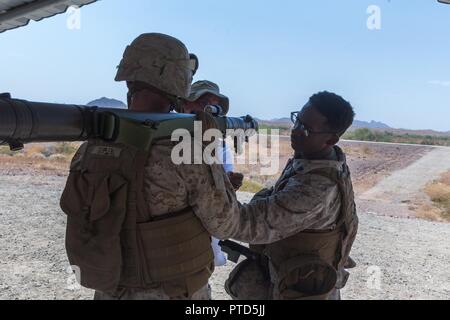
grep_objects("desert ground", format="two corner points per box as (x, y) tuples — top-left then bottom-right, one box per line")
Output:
(0, 140), (449, 300)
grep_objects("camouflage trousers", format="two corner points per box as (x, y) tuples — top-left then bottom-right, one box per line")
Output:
(94, 284), (212, 300)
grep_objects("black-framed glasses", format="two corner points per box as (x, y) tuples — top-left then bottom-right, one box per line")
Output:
(291, 111), (338, 137)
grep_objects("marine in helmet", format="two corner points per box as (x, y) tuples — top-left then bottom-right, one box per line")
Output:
(117, 33), (198, 113)
(68, 33), (240, 300)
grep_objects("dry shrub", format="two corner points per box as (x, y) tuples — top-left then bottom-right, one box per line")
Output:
(240, 179), (265, 193)
(362, 146), (374, 156)
(415, 203), (448, 222)
(440, 172), (450, 185)
(25, 145), (46, 157)
(423, 171), (450, 221)
(54, 142), (79, 156)
(13, 152), (25, 158)
(341, 145), (374, 158)
(48, 154), (67, 161)
(29, 152), (46, 159)
(0, 146), (15, 156)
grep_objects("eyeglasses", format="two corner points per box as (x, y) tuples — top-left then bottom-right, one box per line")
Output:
(291, 112), (338, 137)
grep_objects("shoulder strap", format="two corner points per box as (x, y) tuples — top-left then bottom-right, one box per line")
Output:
(307, 165), (349, 229)
(308, 165), (358, 269)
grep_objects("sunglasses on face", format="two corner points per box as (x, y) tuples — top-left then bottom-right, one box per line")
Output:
(291, 112), (338, 137)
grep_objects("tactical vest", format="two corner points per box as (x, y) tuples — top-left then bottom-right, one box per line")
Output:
(264, 163), (358, 300)
(226, 160), (358, 300)
(60, 139), (214, 298)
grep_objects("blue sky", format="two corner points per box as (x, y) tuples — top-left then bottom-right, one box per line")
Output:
(1, 0), (450, 131)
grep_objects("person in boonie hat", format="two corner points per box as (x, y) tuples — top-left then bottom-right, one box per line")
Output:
(180, 80), (230, 116)
(180, 80), (242, 268)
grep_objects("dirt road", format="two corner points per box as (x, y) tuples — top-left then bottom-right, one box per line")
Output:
(359, 146), (450, 218)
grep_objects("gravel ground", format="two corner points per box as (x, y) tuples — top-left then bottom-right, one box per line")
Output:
(0, 175), (87, 299)
(0, 178), (448, 300)
(0, 143), (448, 300)
(339, 212), (450, 300)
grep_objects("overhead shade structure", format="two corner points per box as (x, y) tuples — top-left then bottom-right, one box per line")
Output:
(0, 0), (98, 33)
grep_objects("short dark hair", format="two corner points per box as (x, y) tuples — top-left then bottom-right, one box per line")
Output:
(309, 91), (355, 136)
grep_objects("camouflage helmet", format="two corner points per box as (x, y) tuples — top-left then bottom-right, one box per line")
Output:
(115, 33), (199, 99)
(186, 80), (230, 115)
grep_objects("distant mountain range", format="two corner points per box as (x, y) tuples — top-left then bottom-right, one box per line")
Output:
(84, 98), (448, 135)
(261, 117), (392, 130)
(261, 117), (450, 136)
(352, 120), (391, 129)
(87, 97), (126, 109)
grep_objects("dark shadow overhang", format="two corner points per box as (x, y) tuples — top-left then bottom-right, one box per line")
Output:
(0, 0), (98, 33)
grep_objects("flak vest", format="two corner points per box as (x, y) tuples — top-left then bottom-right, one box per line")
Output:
(226, 153), (358, 300)
(262, 161), (358, 300)
(60, 140), (214, 298)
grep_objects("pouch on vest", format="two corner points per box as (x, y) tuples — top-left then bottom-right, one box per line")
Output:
(276, 255), (338, 300)
(225, 258), (271, 300)
(60, 142), (137, 294)
(136, 210), (214, 297)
